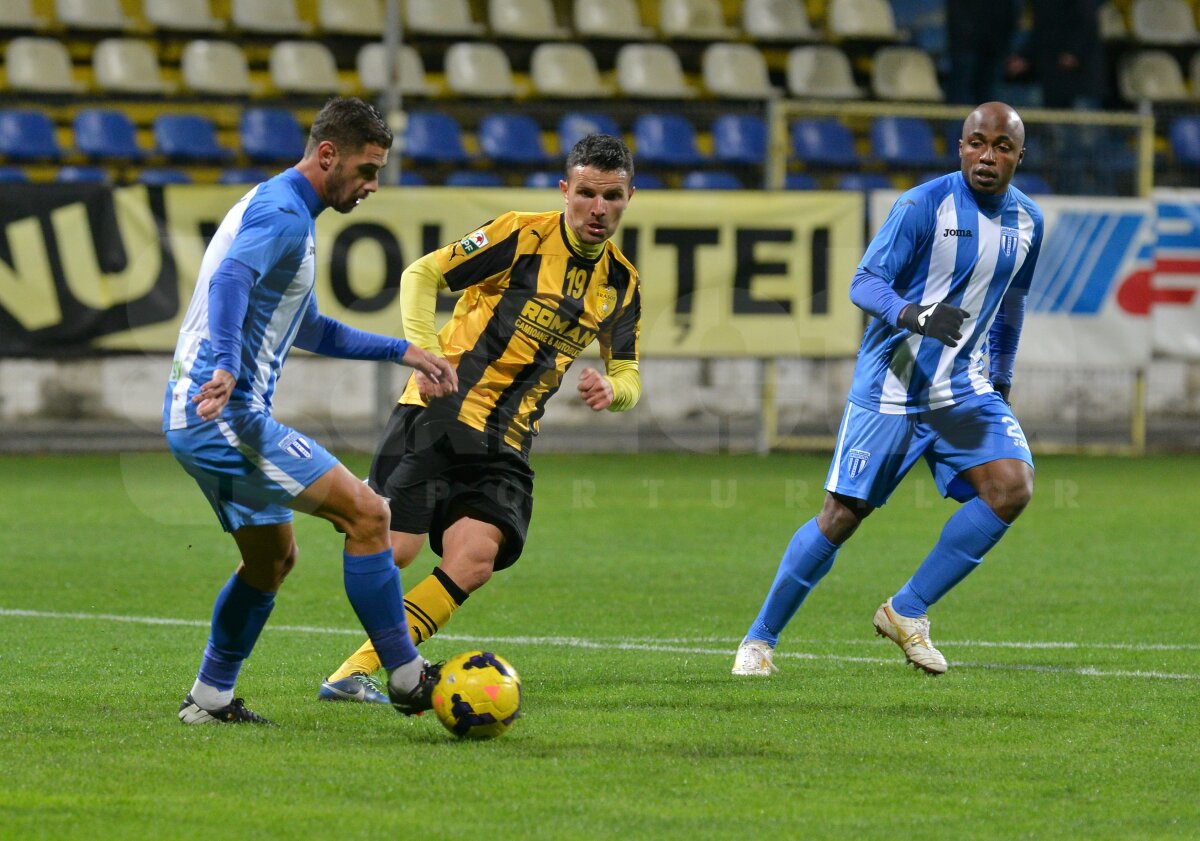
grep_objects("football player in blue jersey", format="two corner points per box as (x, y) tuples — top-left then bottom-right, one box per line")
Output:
(164, 97), (457, 723)
(733, 102), (1044, 677)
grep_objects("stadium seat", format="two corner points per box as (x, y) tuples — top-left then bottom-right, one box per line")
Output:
(0, 0), (47, 30)
(711, 114), (767, 165)
(837, 173), (893, 192)
(871, 47), (945, 101)
(4, 37), (83, 94)
(240, 107), (307, 163)
(138, 169), (192, 185)
(143, 0), (224, 32)
(318, 0), (383, 36)
(444, 42), (517, 97)
(790, 119), (859, 167)
(1130, 0), (1198, 45)
(572, 0), (652, 39)
(0, 166), (29, 182)
(444, 171), (504, 187)
(632, 172), (664, 189)
(530, 43), (610, 98)
(616, 44), (696, 98)
(357, 43), (430, 95)
(702, 43), (778, 99)
(742, 0), (815, 42)
(218, 167), (270, 185)
(57, 166), (110, 183)
(1010, 173), (1053, 195)
(230, 0), (310, 34)
(489, 0), (569, 39)
(404, 112), (471, 164)
(784, 172), (818, 189)
(1099, 1), (1128, 40)
(397, 170), (427, 186)
(92, 39), (171, 94)
(870, 116), (942, 168)
(74, 109), (144, 160)
(523, 170), (562, 188)
(0, 109), (62, 161)
(632, 114), (705, 166)
(55, 0), (133, 30)
(404, 0), (485, 36)
(1169, 116), (1200, 165)
(478, 114), (552, 165)
(154, 114), (234, 162)
(681, 170), (743, 190)
(1118, 50), (1189, 102)
(270, 41), (341, 95)
(659, 0), (738, 39)
(557, 112), (621, 152)
(786, 46), (863, 99)
(181, 40), (254, 96)
(827, 0), (899, 40)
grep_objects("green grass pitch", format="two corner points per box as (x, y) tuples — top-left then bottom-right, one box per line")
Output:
(1, 451), (1197, 840)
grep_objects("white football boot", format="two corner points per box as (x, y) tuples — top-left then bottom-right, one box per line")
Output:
(872, 598), (948, 675)
(731, 639), (779, 676)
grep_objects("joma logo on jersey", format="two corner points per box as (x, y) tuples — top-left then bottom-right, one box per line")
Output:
(517, 300), (596, 350)
(943, 228), (973, 238)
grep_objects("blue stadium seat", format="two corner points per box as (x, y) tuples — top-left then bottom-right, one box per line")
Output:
(871, 116), (942, 168)
(0, 166), (29, 182)
(444, 171), (504, 187)
(74, 109), (143, 161)
(712, 114), (766, 166)
(681, 170), (743, 190)
(57, 165), (110, 183)
(139, 168), (193, 185)
(524, 170), (563, 188)
(633, 172), (664, 190)
(632, 114), (705, 166)
(785, 173), (818, 190)
(790, 119), (859, 167)
(240, 107), (306, 164)
(557, 112), (621, 154)
(398, 170), (427, 186)
(154, 114), (233, 162)
(1011, 172), (1053, 195)
(478, 114), (551, 165)
(218, 167), (270, 185)
(0, 109), (61, 161)
(837, 173), (893, 192)
(404, 111), (470, 164)
(1169, 116), (1200, 166)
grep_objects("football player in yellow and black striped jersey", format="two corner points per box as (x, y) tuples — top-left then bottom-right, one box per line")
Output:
(319, 134), (643, 703)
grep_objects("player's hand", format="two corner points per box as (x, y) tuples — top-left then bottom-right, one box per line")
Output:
(899, 301), (970, 347)
(402, 345), (457, 399)
(577, 367), (613, 412)
(192, 369), (235, 421)
(992, 380), (1011, 404)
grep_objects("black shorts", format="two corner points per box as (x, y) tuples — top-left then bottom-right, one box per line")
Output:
(368, 404), (534, 571)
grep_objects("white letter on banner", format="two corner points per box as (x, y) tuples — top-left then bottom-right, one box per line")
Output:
(0, 215), (62, 331)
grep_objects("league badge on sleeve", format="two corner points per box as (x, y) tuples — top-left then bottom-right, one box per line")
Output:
(460, 229), (489, 254)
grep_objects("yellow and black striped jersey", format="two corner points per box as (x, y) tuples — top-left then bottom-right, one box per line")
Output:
(403, 210), (641, 455)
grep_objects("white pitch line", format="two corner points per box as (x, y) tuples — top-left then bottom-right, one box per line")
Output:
(1, 607), (1197, 682)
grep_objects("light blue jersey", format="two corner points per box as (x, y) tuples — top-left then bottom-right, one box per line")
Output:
(849, 172), (1044, 414)
(163, 168), (320, 430)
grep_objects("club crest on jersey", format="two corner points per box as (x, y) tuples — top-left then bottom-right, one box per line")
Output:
(460, 229), (489, 254)
(1000, 226), (1019, 258)
(596, 284), (617, 316)
(279, 432), (313, 460)
(846, 448), (871, 479)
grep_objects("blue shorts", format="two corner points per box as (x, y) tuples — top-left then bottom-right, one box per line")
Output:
(824, 393), (1034, 508)
(166, 412), (339, 533)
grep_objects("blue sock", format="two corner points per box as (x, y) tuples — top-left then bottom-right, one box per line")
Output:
(891, 497), (1010, 618)
(343, 548), (419, 672)
(745, 518), (839, 646)
(196, 574), (276, 692)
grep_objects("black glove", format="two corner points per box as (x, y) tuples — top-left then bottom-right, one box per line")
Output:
(898, 302), (970, 347)
(992, 380), (1011, 404)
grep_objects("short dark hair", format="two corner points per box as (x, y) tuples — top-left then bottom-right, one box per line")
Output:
(565, 133), (634, 179)
(305, 97), (393, 156)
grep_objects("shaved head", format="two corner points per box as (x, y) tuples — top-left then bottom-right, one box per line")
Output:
(962, 102), (1025, 149)
(959, 102), (1025, 195)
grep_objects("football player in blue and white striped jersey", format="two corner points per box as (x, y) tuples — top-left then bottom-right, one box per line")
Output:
(734, 102), (1044, 677)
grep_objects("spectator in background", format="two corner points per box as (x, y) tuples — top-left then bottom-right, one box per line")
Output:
(946, 0), (1021, 105)
(1006, 0), (1106, 109)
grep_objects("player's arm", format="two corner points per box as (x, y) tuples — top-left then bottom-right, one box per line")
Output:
(989, 217), (1042, 403)
(399, 252), (448, 354)
(581, 281), (642, 412)
(194, 257), (255, 421)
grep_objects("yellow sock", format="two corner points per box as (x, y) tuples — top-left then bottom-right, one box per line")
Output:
(326, 569), (467, 682)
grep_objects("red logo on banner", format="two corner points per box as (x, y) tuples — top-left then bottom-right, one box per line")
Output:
(1116, 259), (1200, 315)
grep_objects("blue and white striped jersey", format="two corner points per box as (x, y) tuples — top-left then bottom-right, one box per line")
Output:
(849, 172), (1044, 414)
(164, 168), (321, 430)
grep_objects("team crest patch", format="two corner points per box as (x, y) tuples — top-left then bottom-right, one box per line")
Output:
(279, 432), (313, 460)
(460, 229), (489, 254)
(846, 448), (871, 480)
(597, 284), (618, 316)
(1000, 226), (1019, 258)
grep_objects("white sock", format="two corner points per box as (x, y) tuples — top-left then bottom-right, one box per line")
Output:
(190, 679), (234, 710)
(387, 657), (426, 694)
